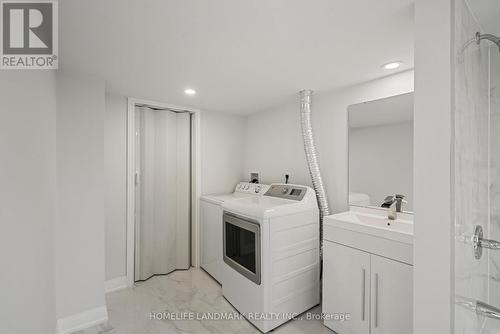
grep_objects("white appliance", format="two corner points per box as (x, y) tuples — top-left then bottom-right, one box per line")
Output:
(200, 182), (270, 283)
(221, 183), (320, 333)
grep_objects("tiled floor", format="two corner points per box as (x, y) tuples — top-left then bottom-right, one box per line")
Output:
(81, 268), (333, 334)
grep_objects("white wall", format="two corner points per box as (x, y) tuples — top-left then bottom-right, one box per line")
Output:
(104, 94), (128, 281)
(0, 69), (108, 334)
(349, 121), (414, 211)
(200, 110), (247, 194)
(413, 0), (453, 333)
(0, 72), (57, 334)
(244, 70), (414, 213)
(56, 72), (107, 322)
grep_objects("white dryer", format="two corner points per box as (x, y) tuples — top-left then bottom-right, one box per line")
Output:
(200, 182), (269, 283)
(221, 183), (320, 333)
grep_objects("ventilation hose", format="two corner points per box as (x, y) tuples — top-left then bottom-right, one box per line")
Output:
(299, 90), (331, 258)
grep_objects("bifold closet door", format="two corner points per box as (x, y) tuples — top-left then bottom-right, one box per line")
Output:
(134, 107), (190, 281)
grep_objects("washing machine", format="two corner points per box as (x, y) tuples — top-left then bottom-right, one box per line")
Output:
(221, 183), (320, 333)
(200, 182), (269, 283)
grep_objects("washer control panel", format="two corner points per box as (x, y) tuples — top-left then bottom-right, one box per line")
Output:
(264, 184), (307, 201)
(234, 182), (270, 194)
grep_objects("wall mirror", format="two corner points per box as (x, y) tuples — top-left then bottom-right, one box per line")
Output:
(348, 92), (414, 213)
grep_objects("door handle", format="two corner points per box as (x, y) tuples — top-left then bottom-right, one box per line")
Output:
(473, 225), (500, 259)
(361, 268), (366, 321)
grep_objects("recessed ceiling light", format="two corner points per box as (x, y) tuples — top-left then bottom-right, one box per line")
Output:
(382, 61), (403, 70)
(184, 88), (196, 96)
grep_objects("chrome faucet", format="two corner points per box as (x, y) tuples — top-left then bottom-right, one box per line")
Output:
(381, 194), (407, 220)
(394, 194), (406, 213)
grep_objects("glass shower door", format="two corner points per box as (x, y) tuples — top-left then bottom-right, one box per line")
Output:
(486, 41), (500, 333)
(454, 0), (500, 332)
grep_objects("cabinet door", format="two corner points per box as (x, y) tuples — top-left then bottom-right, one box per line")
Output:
(200, 200), (223, 282)
(371, 255), (413, 334)
(323, 242), (370, 334)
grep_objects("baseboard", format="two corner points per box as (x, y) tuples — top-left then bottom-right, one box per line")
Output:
(105, 275), (128, 293)
(57, 306), (108, 334)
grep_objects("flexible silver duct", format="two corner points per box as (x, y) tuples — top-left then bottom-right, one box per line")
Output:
(299, 90), (331, 255)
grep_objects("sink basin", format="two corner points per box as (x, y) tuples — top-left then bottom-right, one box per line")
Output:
(327, 210), (413, 244)
(324, 207), (414, 264)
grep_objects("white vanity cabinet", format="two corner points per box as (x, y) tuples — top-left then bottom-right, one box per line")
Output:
(323, 242), (370, 334)
(370, 253), (413, 334)
(323, 241), (413, 334)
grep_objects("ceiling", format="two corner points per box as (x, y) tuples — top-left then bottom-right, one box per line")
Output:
(348, 92), (414, 128)
(60, 0), (414, 114)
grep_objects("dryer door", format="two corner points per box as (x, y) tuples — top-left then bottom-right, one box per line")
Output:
(223, 212), (261, 285)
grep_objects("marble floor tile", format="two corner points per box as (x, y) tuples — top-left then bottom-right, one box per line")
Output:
(83, 268), (333, 334)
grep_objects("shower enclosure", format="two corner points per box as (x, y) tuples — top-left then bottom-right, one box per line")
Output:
(454, 0), (500, 332)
